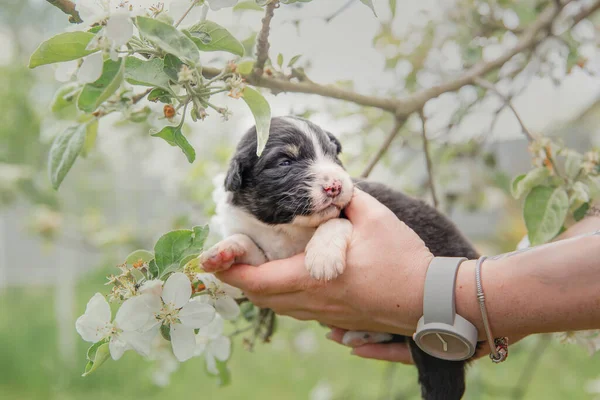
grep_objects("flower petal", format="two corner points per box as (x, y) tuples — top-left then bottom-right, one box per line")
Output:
(54, 60), (78, 82)
(105, 11), (133, 47)
(75, 293), (111, 342)
(215, 295), (240, 320)
(77, 52), (104, 84)
(205, 351), (218, 375)
(120, 325), (159, 357)
(109, 336), (131, 360)
(222, 282), (244, 299)
(139, 279), (164, 297)
(162, 273), (192, 309)
(194, 339), (208, 357)
(179, 299), (215, 329)
(207, 0), (239, 11)
(210, 336), (231, 362)
(114, 293), (156, 331)
(197, 314), (224, 339)
(170, 324), (196, 362)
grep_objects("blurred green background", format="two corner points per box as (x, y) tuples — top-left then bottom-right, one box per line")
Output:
(2, 0), (600, 399)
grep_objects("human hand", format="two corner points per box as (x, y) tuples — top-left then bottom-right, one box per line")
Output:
(325, 327), (526, 364)
(216, 188), (434, 336)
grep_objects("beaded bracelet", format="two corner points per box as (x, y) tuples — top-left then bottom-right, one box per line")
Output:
(475, 256), (508, 363)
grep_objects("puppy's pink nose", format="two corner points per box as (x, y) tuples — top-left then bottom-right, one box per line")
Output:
(323, 180), (342, 198)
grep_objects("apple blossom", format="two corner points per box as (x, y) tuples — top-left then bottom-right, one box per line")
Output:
(75, 292), (158, 360)
(195, 314), (231, 374)
(197, 273), (244, 320)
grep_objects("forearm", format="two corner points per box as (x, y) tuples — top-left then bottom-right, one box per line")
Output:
(455, 221), (600, 341)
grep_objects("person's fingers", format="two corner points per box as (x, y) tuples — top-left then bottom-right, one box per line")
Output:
(349, 343), (414, 364)
(215, 253), (311, 295)
(344, 188), (392, 226)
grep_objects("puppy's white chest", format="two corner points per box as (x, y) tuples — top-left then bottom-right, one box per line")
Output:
(212, 189), (315, 261)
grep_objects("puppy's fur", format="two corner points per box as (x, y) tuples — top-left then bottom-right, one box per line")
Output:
(202, 116), (479, 400)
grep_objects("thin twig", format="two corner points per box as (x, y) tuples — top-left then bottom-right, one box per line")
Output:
(174, 0), (199, 28)
(46, 0), (82, 23)
(253, 1), (279, 78)
(419, 110), (439, 209)
(325, 0), (356, 22)
(361, 118), (405, 178)
(131, 88), (153, 104)
(473, 77), (535, 143)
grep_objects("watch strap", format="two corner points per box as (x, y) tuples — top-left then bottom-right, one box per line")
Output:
(422, 257), (467, 325)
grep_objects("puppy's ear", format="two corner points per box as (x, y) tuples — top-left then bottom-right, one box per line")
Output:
(224, 159), (244, 192)
(327, 132), (342, 154)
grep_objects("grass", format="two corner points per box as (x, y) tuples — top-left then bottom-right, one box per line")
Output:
(0, 265), (598, 400)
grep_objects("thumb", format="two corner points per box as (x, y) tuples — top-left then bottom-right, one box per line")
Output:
(344, 188), (392, 225)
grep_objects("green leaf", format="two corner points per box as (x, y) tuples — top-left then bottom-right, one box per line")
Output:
(135, 16), (199, 64)
(77, 58), (125, 113)
(124, 57), (171, 91)
(160, 324), (171, 341)
(288, 54), (301, 67)
(125, 249), (154, 265)
(277, 53), (284, 68)
(233, 1), (264, 11)
(584, 175), (600, 198)
(151, 125), (196, 163)
(185, 21), (245, 57)
(129, 106), (152, 123)
(80, 119), (98, 158)
(148, 88), (173, 103)
(241, 87), (271, 156)
(153, 229), (194, 276)
(389, 0), (397, 17)
(51, 83), (81, 120)
(237, 59), (255, 75)
(524, 186), (569, 246)
(574, 202), (590, 222)
(82, 342), (110, 377)
(163, 54), (184, 82)
(29, 32), (98, 68)
(48, 123), (89, 190)
(564, 151), (583, 180)
(148, 259), (159, 278)
(511, 167), (550, 199)
(359, 0), (377, 17)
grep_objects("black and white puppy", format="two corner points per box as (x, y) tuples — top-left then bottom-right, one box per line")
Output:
(201, 116), (479, 400)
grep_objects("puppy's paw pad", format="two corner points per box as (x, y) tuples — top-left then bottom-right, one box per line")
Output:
(342, 331), (394, 347)
(198, 239), (246, 272)
(304, 244), (345, 281)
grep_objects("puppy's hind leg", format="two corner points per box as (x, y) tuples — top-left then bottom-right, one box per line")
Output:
(199, 234), (267, 272)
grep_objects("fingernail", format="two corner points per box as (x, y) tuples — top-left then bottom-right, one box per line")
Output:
(325, 332), (333, 340)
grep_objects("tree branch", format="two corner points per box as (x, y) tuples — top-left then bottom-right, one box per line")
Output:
(473, 77), (535, 142)
(419, 111), (439, 208)
(253, 1), (279, 78)
(46, 0), (82, 23)
(361, 118), (405, 178)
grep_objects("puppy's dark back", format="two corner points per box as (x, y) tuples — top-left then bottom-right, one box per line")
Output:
(354, 180), (479, 259)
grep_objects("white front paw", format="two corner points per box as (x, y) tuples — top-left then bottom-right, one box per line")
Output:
(304, 219), (352, 281)
(305, 240), (346, 281)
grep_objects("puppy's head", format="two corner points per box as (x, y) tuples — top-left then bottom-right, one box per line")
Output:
(225, 116), (353, 227)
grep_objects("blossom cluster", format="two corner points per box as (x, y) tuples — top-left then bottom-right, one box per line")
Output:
(76, 266), (243, 375)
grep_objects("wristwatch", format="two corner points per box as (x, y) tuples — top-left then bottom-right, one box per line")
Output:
(413, 257), (478, 361)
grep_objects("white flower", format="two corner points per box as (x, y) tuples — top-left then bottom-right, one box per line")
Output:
(78, 52), (105, 83)
(148, 273), (216, 362)
(139, 279), (164, 297)
(194, 314), (231, 374)
(558, 331), (600, 356)
(75, 293), (158, 360)
(177, 64), (194, 83)
(197, 273), (244, 320)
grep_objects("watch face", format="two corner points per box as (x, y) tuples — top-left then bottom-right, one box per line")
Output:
(416, 331), (472, 360)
